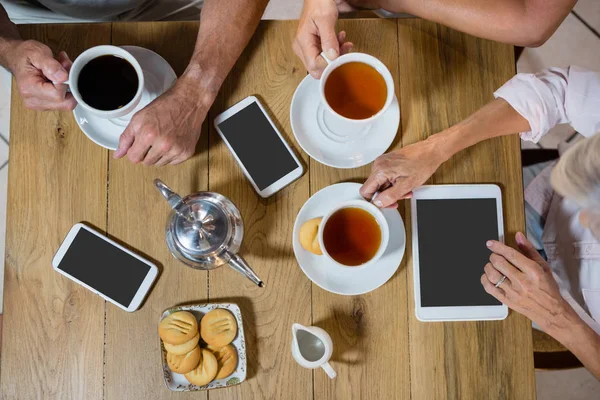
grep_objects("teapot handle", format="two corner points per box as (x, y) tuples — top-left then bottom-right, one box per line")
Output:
(227, 252), (264, 288)
(154, 179), (183, 210)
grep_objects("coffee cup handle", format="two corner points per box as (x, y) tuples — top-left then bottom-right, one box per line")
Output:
(320, 51), (332, 65)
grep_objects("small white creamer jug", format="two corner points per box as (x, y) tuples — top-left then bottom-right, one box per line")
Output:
(291, 323), (337, 379)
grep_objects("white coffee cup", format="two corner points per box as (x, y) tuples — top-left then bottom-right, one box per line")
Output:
(318, 52), (395, 142)
(68, 45), (145, 119)
(317, 199), (390, 268)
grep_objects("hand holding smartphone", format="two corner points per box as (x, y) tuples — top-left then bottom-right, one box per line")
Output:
(52, 223), (158, 312)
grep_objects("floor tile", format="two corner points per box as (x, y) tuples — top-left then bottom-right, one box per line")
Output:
(0, 165), (8, 314)
(0, 67), (11, 143)
(573, 0), (600, 33)
(536, 369), (600, 399)
(518, 13), (600, 73)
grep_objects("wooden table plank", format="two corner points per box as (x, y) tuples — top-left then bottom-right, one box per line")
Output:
(310, 19), (410, 400)
(206, 21), (312, 400)
(104, 22), (209, 400)
(397, 19), (536, 400)
(0, 24), (111, 400)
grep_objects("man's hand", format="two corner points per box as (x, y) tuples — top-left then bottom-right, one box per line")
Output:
(293, 0), (354, 78)
(482, 232), (581, 334)
(4, 40), (76, 111)
(113, 74), (210, 166)
(360, 137), (446, 208)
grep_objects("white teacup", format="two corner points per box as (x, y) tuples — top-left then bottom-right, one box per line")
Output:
(68, 45), (145, 119)
(317, 199), (390, 268)
(318, 52), (395, 142)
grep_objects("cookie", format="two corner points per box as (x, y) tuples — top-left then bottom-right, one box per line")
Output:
(159, 311), (198, 345)
(184, 349), (218, 386)
(299, 218), (323, 255)
(200, 309), (238, 347)
(166, 345), (201, 374)
(207, 344), (238, 380)
(164, 332), (199, 355)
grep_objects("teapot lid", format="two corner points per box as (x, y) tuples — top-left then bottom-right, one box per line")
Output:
(168, 192), (243, 267)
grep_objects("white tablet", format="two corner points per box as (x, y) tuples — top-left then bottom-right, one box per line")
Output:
(411, 185), (508, 322)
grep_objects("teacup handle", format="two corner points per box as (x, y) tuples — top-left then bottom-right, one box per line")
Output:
(320, 51), (332, 65)
(321, 361), (336, 379)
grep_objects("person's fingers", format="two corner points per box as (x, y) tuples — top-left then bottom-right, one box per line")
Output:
(484, 262), (509, 287)
(29, 49), (69, 83)
(142, 140), (173, 166)
(314, 16), (340, 61)
(481, 274), (509, 303)
(56, 51), (73, 72)
(299, 33), (329, 78)
(337, 31), (346, 44)
(155, 154), (176, 167)
(515, 231), (548, 268)
(360, 171), (390, 201)
(373, 181), (413, 208)
(114, 127), (136, 159)
(489, 253), (521, 282)
(340, 42), (353, 55)
(486, 240), (542, 275)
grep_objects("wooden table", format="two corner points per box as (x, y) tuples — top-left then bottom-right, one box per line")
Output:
(0, 20), (535, 400)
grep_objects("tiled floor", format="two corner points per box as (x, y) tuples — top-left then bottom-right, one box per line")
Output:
(0, 0), (599, 396)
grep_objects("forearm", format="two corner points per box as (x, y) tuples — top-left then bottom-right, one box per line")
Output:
(547, 314), (600, 380)
(180, 0), (268, 108)
(0, 5), (21, 69)
(383, 0), (575, 47)
(424, 98), (530, 163)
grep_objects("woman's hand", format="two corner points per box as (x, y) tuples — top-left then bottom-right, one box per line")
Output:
(482, 232), (580, 335)
(360, 137), (446, 208)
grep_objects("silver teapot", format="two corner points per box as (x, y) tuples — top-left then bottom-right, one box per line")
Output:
(155, 179), (264, 287)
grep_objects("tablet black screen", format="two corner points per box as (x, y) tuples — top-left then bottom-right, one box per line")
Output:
(416, 198), (501, 307)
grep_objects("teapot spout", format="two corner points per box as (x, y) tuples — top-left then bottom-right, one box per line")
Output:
(154, 179), (183, 210)
(226, 252), (264, 287)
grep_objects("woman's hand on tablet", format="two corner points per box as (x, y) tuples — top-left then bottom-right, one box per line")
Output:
(481, 232), (579, 335)
(360, 138), (446, 208)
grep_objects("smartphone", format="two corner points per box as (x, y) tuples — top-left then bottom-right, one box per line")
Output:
(214, 96), (304, 198)
(52, 223), (158, 312)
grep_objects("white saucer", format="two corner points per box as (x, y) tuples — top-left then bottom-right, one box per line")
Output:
(73, 46), (177, 150)
(290, 75), (400, 169)
(292, 183), (406, 295)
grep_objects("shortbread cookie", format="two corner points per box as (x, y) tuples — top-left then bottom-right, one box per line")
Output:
(164, 332), (200, 355)
(207, 344), (238, 379)
(166, 346), (201, 374)
(299, 218), (323, 255)
(200, 309), (238, 347)
(184, 349), (218, 386)
(159, 311), (198, 345)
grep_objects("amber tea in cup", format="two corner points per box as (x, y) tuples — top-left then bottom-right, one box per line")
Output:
(322, 207), (382, 266)
(323, 62), (387, 120)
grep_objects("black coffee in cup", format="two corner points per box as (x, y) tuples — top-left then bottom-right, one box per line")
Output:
(77, 55), (139, 111)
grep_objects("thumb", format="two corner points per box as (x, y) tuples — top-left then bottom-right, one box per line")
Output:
(316, 18), (340, 60)
(114, 127), (135, 159)
(373, 182), (411, 208)
(515, 232), (547, 266)
(30, 50), (68, 83)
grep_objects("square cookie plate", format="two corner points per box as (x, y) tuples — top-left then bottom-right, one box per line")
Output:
(160, 303), (247, 391)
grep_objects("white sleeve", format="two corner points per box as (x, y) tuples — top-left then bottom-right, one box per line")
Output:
(494, 66), (600, 142)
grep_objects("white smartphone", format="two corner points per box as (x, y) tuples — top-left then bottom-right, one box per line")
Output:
(214, 96), (304, 198)
(52, 223), (158, 312)
(410, 184), (508, 322)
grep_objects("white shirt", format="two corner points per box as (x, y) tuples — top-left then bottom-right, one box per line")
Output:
(494, 66), (600, 334)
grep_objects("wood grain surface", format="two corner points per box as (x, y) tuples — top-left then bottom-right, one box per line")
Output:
(0, 24), (111, 400)
(105, 22), (209, 400)
(1, 20), (535, 400)
(207, 21), (312, 400)
(398, 19), (536, 400)
(310, 19), (411, 400)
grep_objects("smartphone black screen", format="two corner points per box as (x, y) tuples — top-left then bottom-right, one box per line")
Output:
(56, 228), (151, 308)
(217, 102), (299, 190)
(416, 199), (501, 307)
